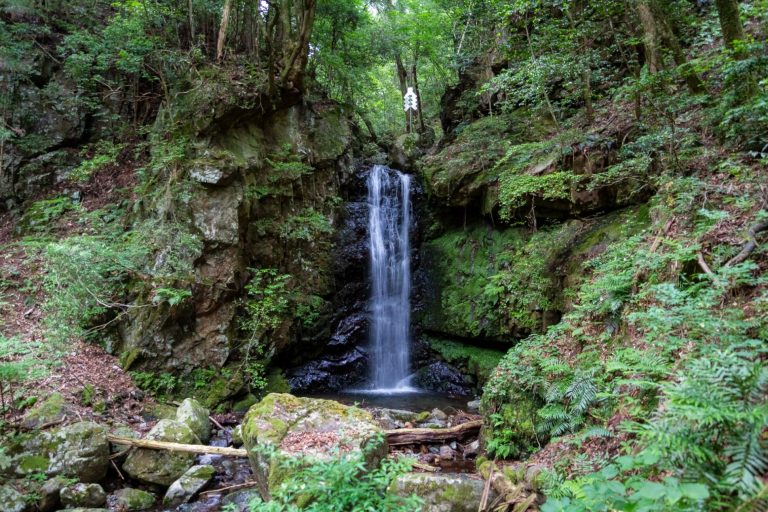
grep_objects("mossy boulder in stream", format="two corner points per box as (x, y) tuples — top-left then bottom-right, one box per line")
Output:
(389, 473), (495, 512)
(175, 398), (211, 443)
(241, 393), (386, 491)
(122, 419), (200, 486)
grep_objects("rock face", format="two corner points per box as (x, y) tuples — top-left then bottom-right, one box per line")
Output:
(241, 394), (386, 490)
(117, 100), (356, 379)
(60, 483), (107, 508)
(163, 464), (215, 505)
(122, 419), (201, 486)
(390, 473), (495, 512)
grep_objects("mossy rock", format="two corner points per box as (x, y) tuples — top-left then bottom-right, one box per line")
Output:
(232, 394), (258, 413)
(175, 398), (211, 443)
(241, 394), (386, 492)
(389, 473), (494, 512)
(60, 483), (106, 508)
(163, 464), (215, 505)
(20, 421), (110, 482)
(122, 419), (201, 486)
(112, 488), (156, 510)
(22, 392), (67, 429)
(0, 485), (26, 512)
(144, 403), (177, 421)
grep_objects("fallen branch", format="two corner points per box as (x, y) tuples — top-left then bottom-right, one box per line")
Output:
(384, 420), (482, 446)
(412, 462), (439, 473)
(107, 435), (247, 457)
(725, 219), (768, 267)
(697, 252), (715, 277)
(200, 481), (258, 496)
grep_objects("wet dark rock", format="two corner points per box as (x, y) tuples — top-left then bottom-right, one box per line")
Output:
(286, 347), (367, 392)
(328, 312), (368, 348)
(413, 362), (473, 396)
(221, 489), (263, 511)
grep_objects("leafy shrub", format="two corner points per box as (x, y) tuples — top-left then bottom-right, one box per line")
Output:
(238, 448), (421, 512)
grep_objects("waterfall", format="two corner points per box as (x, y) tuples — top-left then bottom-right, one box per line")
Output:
(368, 164), (412, 390)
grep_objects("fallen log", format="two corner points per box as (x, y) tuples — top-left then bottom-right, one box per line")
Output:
(107, 435), (248, 457)
(384, 420), (482, 446)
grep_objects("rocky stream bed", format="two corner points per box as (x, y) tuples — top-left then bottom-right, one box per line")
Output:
(1, 393), (544, 512)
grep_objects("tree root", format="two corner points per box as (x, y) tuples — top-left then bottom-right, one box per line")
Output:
(725, 219), (768, 267)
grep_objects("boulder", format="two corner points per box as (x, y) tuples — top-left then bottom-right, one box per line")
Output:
(21, 392), (67, 429)
(39, 476), (68, 512)
(414, 363), (472, 396)
(389, 473), (495, 512)
(0, 485), (26, 512)
(163, 464), (215, 505)
(122, 419), (201, 486)
(60, 483), (107, 508)
(176, 398), (211, 442)
(20, 421), (109, 482)
(111, 488), (156, 511)
(241, 394), (386, 490)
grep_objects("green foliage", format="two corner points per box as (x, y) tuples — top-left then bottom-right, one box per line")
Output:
(39, 218), (201, 343)
(70, 141), (124, 183)
(18, 197), (78, 234)
(242, 445), (421, 511)
(130, 371), (179, 399)
(152, 287), (192, 307)
(0, 336), (45, 418)
(425, 336), (503, 385)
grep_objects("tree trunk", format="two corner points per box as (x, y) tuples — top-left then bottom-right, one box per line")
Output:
(395, 53), (410, 132)
(188, 0), (195, 46)
(637, 1), (661, 73)
(654, 4), (706, 93)
(714, 0), (746, 50)
(411, 62), (426, 133)
(384, 420), (482, 446)
(216, 0), (233, 62)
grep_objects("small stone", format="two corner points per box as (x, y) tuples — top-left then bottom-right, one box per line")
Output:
(39, 476), (68, 512)
(231, 424), (243, 446)
(60, 483), (107, 508)
(222, 488), (263, 511)
(466, 400), (481, 412)
(163, 464), (215, 505)
(438, 445), (455, 460)
(111, 488), (156, 510)
(430, 408), (448, 420)
(464, 440), (480, 457)
(0, 485), (26, 512)
(176, 398), (211, 442)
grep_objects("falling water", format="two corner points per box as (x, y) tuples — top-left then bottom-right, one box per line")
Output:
(368, 164), (413, 390)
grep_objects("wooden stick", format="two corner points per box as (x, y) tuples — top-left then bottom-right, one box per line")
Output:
(412, 462), (439, 473)
(697, 252), (715, 277)
(384, 420), (482, 446)
(200, 481), (258, 496)
(107, 435), (248, 457)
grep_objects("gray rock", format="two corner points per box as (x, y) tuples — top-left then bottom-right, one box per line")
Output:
(389, 473), (495, 512)
(163, 464), (215, 505)
(463, 440), (480, 457)
(231, 425), (243, 446)
(122, 419), (201, 486)
(466, 400), (481, 412)
(22, 421), (110, 482)
(0, 485), (26, 512)
(39, 476), (68, 512)
(176, 398), (211, 443)
(431, 408), (448, 420)
(111, 488), (156, 510)
(221, 488), (262, 511)
(60, 483), (107, 508)
(438, 445), (455, 460)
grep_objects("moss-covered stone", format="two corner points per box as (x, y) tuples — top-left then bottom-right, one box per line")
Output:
(60, 483), (106, 508)
(163, 464), (215, 505)
(22, 392), (67, 429)
(424, 336), (504, 386)
(389, 473), (494, 512)
(111, 488), (156, 510)
(175, 398), (211, 443)
(232, 394), (258, 413)
(0, 485), (27, 512)
(122, 419), (200, 486)
(241, 394), (386, 492)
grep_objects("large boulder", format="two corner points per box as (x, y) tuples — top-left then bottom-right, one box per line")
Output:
(414, 362), (473, 396)
(122, 419), (200, 486)
(176, 398), (211, 443)
(17, 421), (110, 483)
(241, 394), (386, 490)
(389, 473), (495, 512)
(163, 464), (215, 505)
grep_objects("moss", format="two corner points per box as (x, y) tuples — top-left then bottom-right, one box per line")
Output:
(425, 336), (504, 385)
(265, 370), (291, 394)
(16, 454), (50, 474)
(119, 349), (141, 370)
(22, 392), (65, 428)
